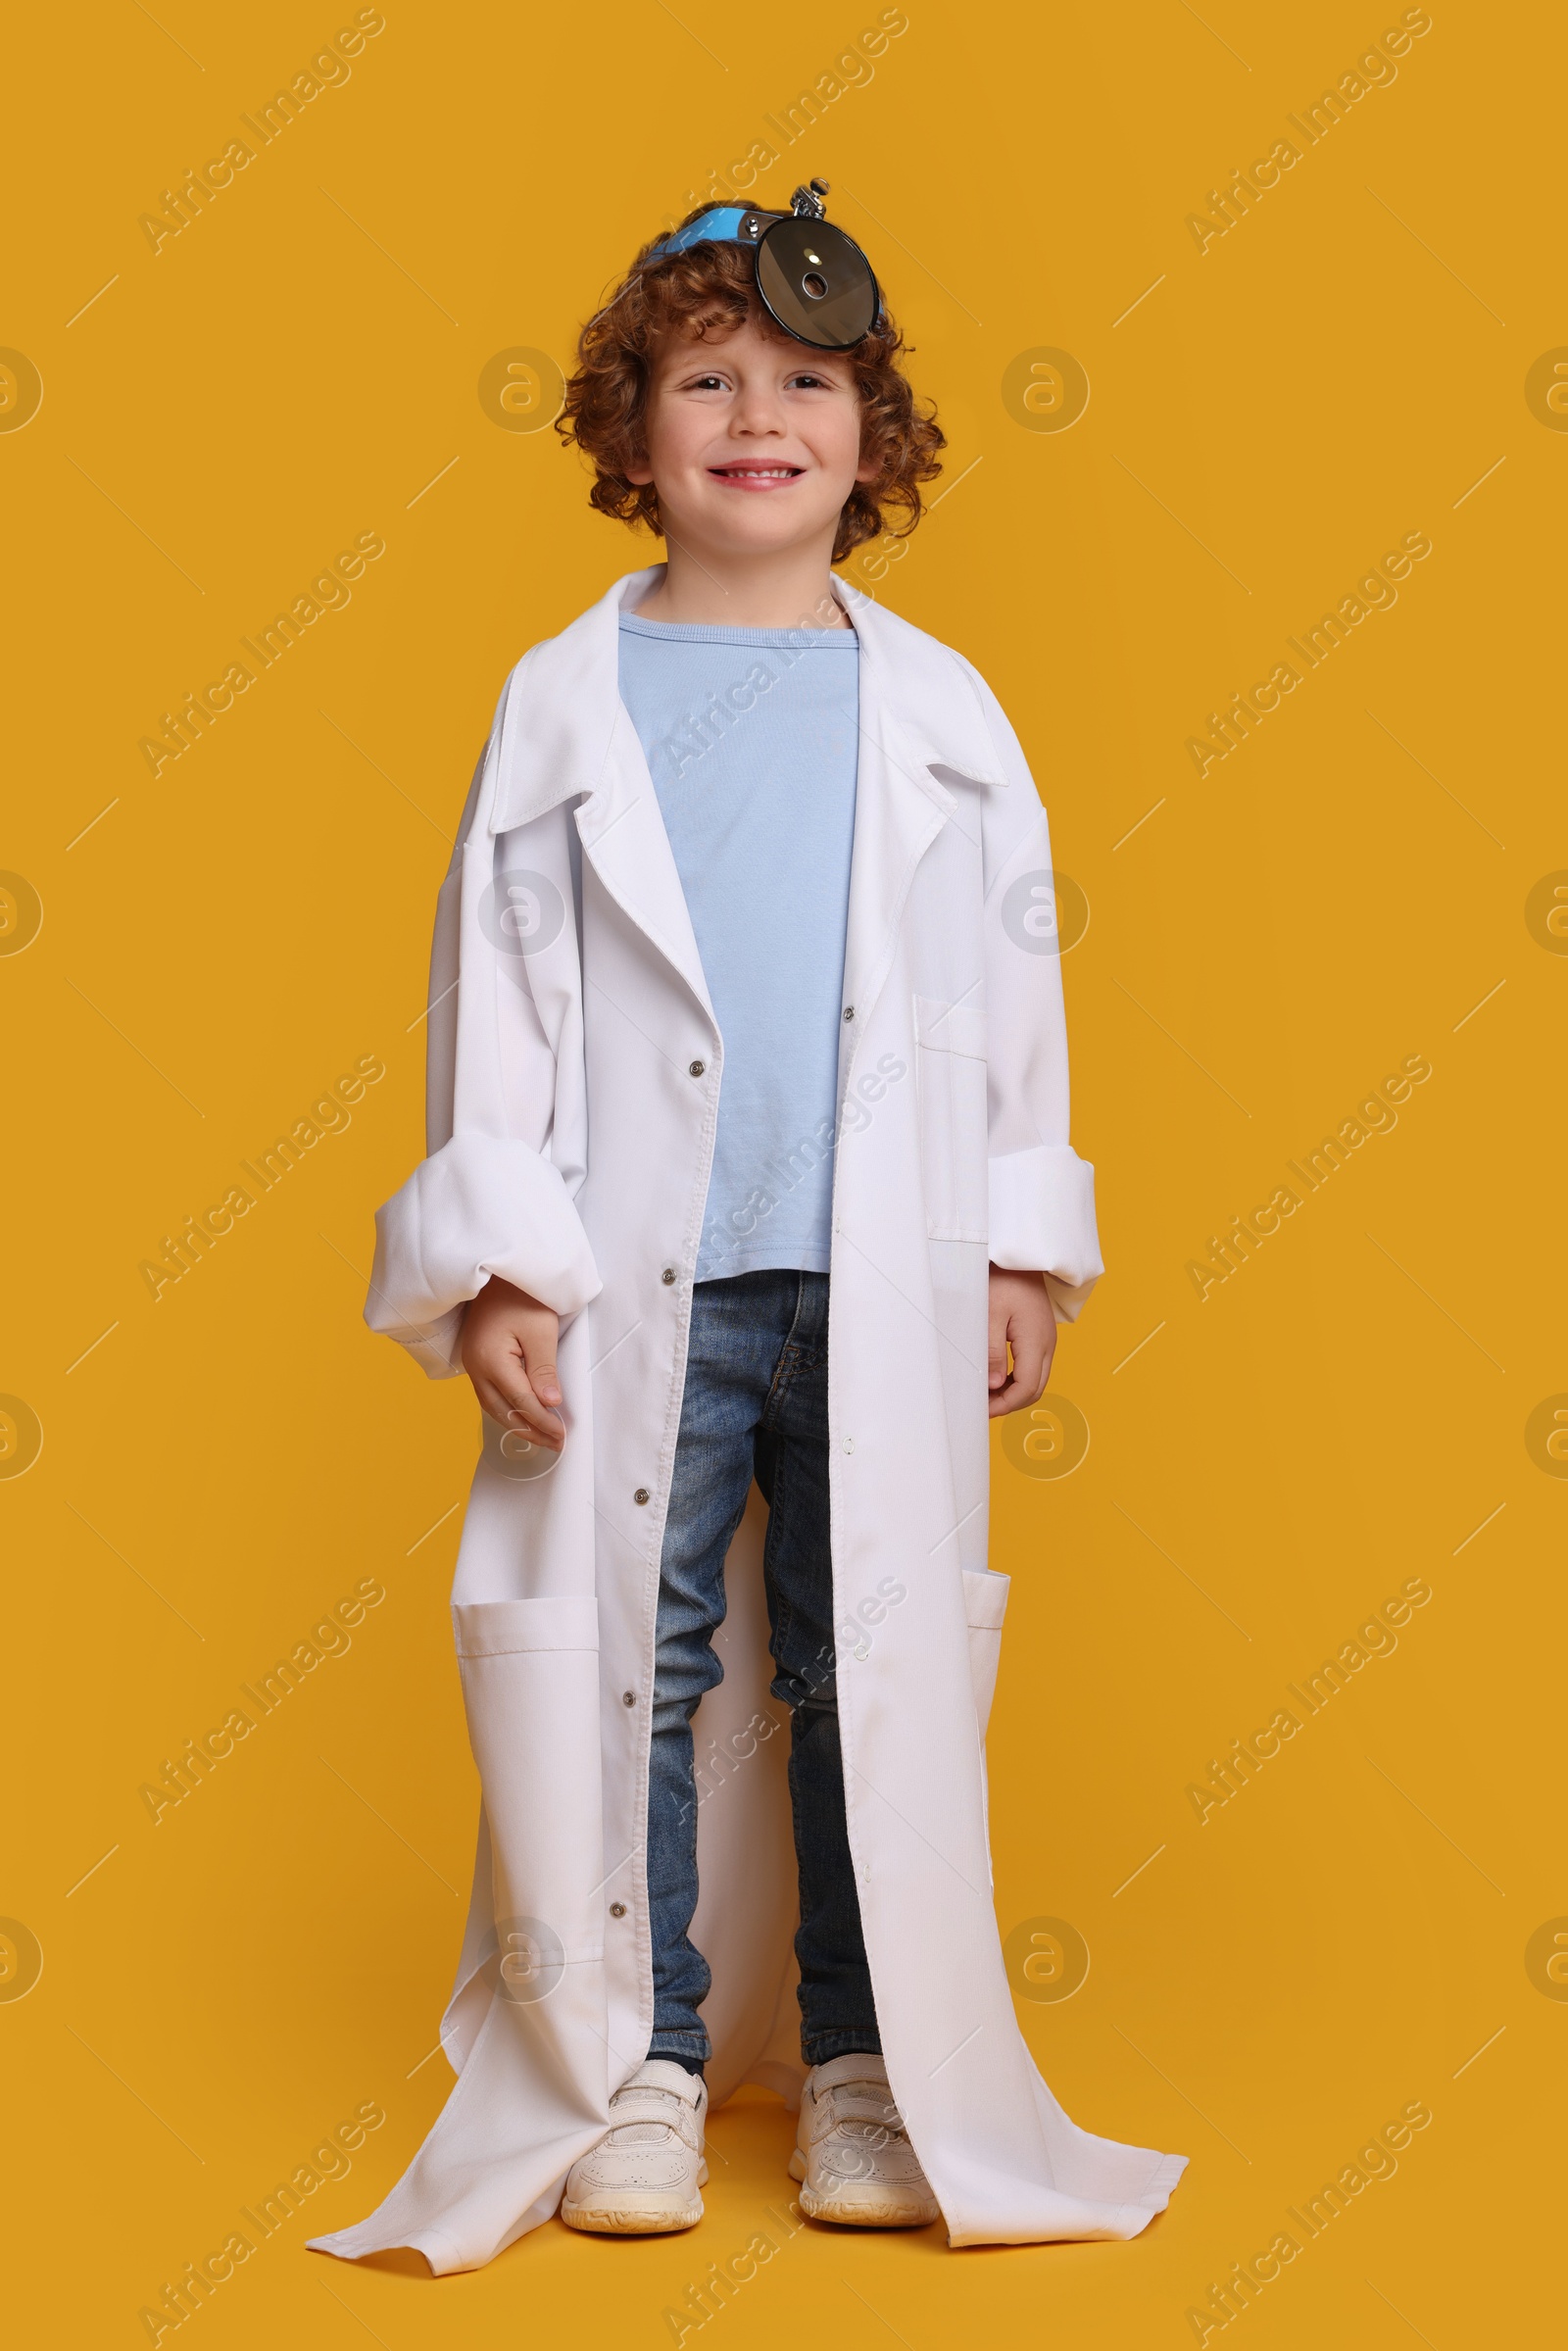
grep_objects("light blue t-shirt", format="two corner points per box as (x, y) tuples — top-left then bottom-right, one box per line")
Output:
(616, 612), (858, 1280)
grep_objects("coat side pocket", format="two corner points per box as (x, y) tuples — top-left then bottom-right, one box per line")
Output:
(452, 1596), (604, 1982)
(961, 1566), (1010, 1740)
(912, 995), (990, 1244)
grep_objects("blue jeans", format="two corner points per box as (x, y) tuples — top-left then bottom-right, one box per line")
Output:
(646, 1270), (882, 2070)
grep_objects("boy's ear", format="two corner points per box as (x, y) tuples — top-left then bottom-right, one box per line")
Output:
(624, 451), (654, 485)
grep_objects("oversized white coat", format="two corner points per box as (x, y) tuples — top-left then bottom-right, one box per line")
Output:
(312, 565), (1187, 2273)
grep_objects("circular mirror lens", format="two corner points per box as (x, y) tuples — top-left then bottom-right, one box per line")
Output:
(756, 218), (878, 349)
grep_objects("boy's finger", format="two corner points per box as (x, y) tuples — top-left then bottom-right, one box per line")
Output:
(525, 1352), (562, 1407)
(504, 1381), (565, 1445)
(473, 1366), (564, 1445)
(509, 1409), (564, 1450)
(473, 1354), (527, 1420)
(987, 1324), (1010, 1392)
(1007, 1335), (1047, 1406)
(482, 1346), (554, 1425)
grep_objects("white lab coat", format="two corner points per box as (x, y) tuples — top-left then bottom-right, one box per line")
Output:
(312, 565), (1186, 2272)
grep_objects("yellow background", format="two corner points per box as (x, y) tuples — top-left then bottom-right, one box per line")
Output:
(4, 1), (1561, 2342)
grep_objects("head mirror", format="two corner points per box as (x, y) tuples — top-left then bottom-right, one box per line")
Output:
(755, 216), (880, 351)
(647, 181), (883, 351)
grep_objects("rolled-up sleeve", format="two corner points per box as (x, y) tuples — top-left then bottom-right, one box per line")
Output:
(368, 1132), (603, 1375)
(987, 1145), (1102, 1318)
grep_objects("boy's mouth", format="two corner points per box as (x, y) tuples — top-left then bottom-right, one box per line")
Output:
(708, 464), (804, 491)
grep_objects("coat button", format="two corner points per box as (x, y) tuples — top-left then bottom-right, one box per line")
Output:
(843, 1004), (855, 1021)
(610, 1902), (627, 1918)
(634, 1487), (651, 1504)
(622, 1690), (636, 1706)
(661, 1266), (676, 1285)
(689, 1058), (706, 1077)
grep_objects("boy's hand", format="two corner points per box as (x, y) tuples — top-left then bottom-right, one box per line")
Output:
(988, 1267), (1056, 1418)
(461, 1275), (564, 1449)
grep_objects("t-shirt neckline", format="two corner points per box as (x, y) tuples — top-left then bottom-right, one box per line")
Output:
(618, 612), (858, 650)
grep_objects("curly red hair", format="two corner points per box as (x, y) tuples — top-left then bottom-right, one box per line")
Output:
(556, 212), (945, 563)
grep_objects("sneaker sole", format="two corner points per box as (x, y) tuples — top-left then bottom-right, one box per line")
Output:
(787, 2148), (938, 2229)
(561, 2157), (708, 2235)
(560, 2199), (704, 2235)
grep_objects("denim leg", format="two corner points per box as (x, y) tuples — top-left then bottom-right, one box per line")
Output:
(785, 1708), (881, 2065)
(646, 1273), (798, 2063)
(755, 1273), (882, 2068)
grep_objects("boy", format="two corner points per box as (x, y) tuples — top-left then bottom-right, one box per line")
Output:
(314, 187), (1183, 2274)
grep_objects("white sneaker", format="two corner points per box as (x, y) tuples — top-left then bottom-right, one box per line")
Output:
(560, 2059), (709, 2234)
(789, 2053), (939, 2227)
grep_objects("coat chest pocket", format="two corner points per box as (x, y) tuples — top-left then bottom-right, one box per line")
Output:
(912, 996), (989, 1243)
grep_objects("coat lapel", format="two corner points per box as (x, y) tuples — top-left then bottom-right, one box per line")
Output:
(834, 580), (1002, 1030)
(489, 565), (715, 1023)
(484, 565), (1010, 1038)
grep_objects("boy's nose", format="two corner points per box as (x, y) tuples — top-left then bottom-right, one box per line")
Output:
(731, 392), (787, 433)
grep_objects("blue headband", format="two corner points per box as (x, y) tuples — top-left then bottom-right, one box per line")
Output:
(648, 207), (753, 260)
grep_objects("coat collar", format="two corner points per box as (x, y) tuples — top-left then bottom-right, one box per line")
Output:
(483, 564), (1007, 1029)
(487, 565), (1005, 838)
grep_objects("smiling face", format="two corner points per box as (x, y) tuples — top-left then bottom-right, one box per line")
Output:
(626, 311), (877, 569)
